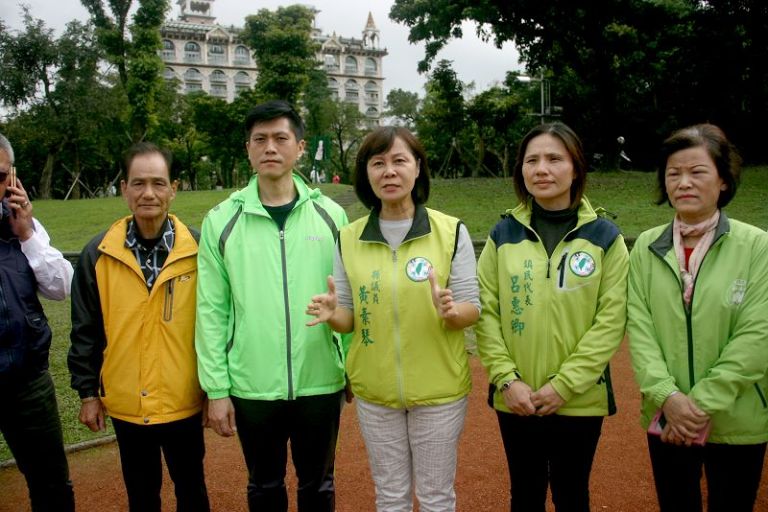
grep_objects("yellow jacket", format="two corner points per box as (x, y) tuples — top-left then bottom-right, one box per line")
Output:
(69, 215), (203, 425)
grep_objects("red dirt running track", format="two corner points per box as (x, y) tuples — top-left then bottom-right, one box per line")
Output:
(2, 342), (767, 511)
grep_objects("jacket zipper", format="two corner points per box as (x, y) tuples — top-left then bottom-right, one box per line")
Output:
(163, 278), (175, 322)
(660, 238), (718, 390)
(391, 249), (407, 407)
(557, 252), (568, 288)
(279, 228), (294, 400)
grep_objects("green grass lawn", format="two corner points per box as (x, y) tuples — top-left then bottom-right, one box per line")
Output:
(3, 169), (767, 461)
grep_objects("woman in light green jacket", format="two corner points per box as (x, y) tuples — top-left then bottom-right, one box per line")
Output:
(628, 123), (768, 512)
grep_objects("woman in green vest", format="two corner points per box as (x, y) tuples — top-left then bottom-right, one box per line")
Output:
(306, 126), (480, 511)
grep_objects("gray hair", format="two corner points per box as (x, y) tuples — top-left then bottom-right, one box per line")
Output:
(0, 133), (14, 164)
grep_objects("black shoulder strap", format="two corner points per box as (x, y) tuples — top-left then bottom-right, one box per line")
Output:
(312, 201), (339, 243)
(452, 220), (464, 261)
(218, 205), (243, 258)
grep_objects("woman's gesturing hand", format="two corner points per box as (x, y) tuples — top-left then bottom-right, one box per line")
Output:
(306, 275), (338, 326)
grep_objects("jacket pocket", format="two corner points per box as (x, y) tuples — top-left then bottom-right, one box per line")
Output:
(163, 279), (175, 322)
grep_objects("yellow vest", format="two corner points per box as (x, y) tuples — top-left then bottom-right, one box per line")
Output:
(340, 206), (471, 408)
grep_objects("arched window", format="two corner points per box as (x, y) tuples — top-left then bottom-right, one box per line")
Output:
(365, 107), (379, 117)
(162, 40), (175, 59)
(344, 79), (359, 102)
(234, 45), (250, 65)
(163, 67), (177, 80)
(364, 81), (379, 103)
(234, 71), (251, 84)
(184, 68), (203, 81)
(184, 42), (201, 62)
(210, 70), (227, 83)
(344, 56), (358, 74)
(365, 58), (377, 75)
(234, 72), (251, 95)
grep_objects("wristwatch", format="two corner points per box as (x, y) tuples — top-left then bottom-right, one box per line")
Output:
(500, 371), (522, 392)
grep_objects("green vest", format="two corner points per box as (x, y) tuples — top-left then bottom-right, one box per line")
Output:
(340, 205), (471, 408)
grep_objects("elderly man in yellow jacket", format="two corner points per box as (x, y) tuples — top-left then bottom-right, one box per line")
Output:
(68, 142), (209, 512)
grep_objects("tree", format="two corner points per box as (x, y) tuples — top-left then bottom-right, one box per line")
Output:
(326, 100), (365, 182)
(466, 75), (526, 177)
(390, 0), (768, 164)
(416, 60), (472, 177)
(81, 0), (168, 141)
(384, 88), (420, 129)
(243, 5), (320, 107)
(0, 12), (126, 198)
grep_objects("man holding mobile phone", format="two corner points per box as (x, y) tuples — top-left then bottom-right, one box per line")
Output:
(0, 133), (76, 511)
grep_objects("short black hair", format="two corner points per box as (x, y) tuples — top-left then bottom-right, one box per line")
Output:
(353, 126), (430, 211)
(123, 142), (172, 179)
(244, 100), (305, 141)
(512, 122), (588, 209)
(656, 123), (741, 208)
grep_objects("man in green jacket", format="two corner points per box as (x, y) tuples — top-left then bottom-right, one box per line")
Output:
(195, 100), (348, 511)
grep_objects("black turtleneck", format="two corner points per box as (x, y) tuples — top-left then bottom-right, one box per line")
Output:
(530, 201), (578, 257)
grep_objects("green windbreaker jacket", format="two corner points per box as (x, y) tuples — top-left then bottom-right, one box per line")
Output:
(628, 214), (768, 444)
(195, 174), (348, 400)
(477, 198), (628, 416)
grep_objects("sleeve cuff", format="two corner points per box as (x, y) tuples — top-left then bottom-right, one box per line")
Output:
(550, 378), (574, 402)
(206, 390), (231, 400)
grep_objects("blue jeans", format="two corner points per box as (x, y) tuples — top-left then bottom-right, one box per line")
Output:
(0, 370), (74, 512)
(232, 391), (343, 512)
(111, 413), (209, 512)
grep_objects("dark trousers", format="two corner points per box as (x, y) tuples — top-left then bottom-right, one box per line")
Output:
(648, 434), (766, 512)
(111, 413), (209, 512)
(0, 370), (74, 512)
(232, 391), (343, 512)
(496, 412), (603, 512)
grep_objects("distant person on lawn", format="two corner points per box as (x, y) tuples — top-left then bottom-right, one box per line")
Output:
(69, 142), (209, 511)
(627, 124), (768, 512)
(476, 122), (629, 511)
(0, 133), (75, 511)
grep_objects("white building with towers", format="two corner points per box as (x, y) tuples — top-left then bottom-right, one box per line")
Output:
(159, 0), (388, 122)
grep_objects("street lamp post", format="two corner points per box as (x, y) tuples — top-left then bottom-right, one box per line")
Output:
(518, 71), (549, 124)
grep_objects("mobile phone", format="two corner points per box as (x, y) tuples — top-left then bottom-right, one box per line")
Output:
(10, 165), (16, 189)
(648, 409), (710, 446)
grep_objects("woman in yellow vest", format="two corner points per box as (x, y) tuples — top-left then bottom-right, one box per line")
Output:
(306, 126), (480, 511)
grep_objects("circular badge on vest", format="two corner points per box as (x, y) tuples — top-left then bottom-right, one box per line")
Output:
(406, 257), (433, 282)
(569, 251), (596, 277)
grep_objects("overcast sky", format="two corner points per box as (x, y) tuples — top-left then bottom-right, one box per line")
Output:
(1, 0), (523, 98)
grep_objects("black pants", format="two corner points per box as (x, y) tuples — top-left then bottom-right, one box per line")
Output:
(0, 370), (74, 512)
(232, 391), (343, 512)
(648, 434), (766, 512)
(111, 413), (209, 512)
(497, 412), (603, 512)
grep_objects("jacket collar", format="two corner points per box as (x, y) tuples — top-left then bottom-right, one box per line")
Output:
(359, 203), (431, 243)
(125, 216), (174, 253)
(649, 210), (730, 258)
(510, 197), (598, 230)
(239, 173), (310, 215)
